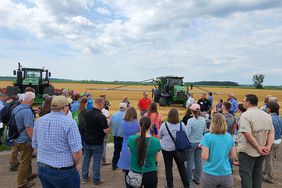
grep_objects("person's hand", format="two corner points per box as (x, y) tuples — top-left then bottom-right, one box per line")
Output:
(258, 147), (269, 156)
(75, 164), (81, 171)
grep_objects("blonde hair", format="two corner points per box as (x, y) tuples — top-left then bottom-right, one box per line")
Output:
(210, 112), (227, 134)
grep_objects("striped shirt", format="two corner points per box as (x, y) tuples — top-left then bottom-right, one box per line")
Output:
(32, 112), (82, 168)
(187, 116), (206, 143)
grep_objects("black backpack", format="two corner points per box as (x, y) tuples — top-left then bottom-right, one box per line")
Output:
(6, 108), (28, 141)
(1, 100), (20, 124)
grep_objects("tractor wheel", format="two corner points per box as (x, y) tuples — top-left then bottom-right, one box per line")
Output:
(153, 89), (161, 103)
(159, 97), (168, 106)
(43, 85), (55, 96)
(6, 86), (19, 98)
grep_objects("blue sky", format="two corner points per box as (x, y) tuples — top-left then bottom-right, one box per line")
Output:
(0, 0), (282, 85)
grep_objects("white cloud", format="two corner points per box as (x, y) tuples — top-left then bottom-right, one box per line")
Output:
(0, 0), (281, 85)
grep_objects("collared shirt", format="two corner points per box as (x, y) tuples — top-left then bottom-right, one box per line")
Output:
(238, 107), (274, 157)
(110, 110), (125, 137)
(197, 98), (211, 112)
(271, 113), (282, 140)
(32, 112), (82, 168)
(138, 97), (151, 111)
(228, 98), (238, 114)
(13, 104), (34, 144)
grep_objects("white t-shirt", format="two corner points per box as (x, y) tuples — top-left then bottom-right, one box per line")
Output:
(186, 96), (195, 108)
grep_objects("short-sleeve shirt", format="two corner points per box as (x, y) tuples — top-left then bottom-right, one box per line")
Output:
(201, 132), (235, 176)
(223, 113), (236, 134)
(84, 108), (109, 145)
(13, 104), (34, 144)
(138, 98), (151, 111)
(197, 98), (211, 112)
(187, 117), (206, 143)
(238, 107), (274, 157)
(127, 135), (161, 173)
(32, 112), (82, 168)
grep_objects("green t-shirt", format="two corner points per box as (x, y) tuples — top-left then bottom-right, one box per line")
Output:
(127, 135), (161, 173)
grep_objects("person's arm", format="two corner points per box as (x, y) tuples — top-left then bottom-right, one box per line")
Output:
(242, 132), (268, 155)
(201, 146), (209, 160)
(229, 146), (237, 160)
(187, 121), (192, 138)
(72, 150), (82, 171)
(26, 127), (33, 139)
(138, 100), (142, 112)
(155, 151), (161, 162)
(265, 130), (274, 151)
(31, 122), (38, 149)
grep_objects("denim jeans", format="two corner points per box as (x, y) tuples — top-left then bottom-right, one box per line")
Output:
(112, 136), (123, 169)
(38, 164), (80, 188)
(186, 142), (202, 183)
(82, 143), (104, 184)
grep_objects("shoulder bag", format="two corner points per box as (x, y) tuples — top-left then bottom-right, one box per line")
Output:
(126, 137), (152, 188)
(165, 122), (189, 163)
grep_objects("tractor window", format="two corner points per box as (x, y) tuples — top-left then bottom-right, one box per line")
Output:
(168, 79), (182, 85)
(26, 70), (41, 78)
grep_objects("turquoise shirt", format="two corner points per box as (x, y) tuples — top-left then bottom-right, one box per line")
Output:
(201, 132), (234, 176)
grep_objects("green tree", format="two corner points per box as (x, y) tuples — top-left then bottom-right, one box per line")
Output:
(252, 74), (265, 89)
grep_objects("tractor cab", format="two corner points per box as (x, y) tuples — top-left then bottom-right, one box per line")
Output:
(153, 76), (188, 106)
(5, 62), (54, 103)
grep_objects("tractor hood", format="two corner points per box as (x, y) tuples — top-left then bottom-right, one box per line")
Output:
(23, 78), (39, 85)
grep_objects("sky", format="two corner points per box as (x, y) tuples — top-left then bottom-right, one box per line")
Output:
(0, 0), (282, 85)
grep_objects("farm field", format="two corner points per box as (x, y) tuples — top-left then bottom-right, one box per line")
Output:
(0, 81), (281, 116)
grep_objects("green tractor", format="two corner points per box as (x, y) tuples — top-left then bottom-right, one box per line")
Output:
(152, 76), (188, 106)
(6, 62), (54, 103)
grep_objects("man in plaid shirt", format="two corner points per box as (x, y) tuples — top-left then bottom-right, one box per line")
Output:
(32, 96), (82, 188)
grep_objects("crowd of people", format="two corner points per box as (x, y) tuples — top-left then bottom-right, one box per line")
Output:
(0, 89), (281, 188)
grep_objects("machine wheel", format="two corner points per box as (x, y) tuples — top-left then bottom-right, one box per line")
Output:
(153, 89), (161, 103)
(159, 97), (168, 106)
(6, 86), (19, 98)
(43, 85), (55, 96)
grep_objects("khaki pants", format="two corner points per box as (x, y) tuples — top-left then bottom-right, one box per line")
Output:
(264, 143), (280, 181)
(10, 144), (19, 169)
(16, 143), (33, 186)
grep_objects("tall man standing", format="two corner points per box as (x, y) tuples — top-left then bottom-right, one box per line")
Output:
(13, 92), (37, 188)
(138, 92), (151, 117)
(82, 97), (110, 187)
(238, 94), (274, 188)
(110, 103), (127, 170)
(32, 96), (82, 188)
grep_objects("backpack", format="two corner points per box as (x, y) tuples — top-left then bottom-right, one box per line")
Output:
(6, 108), (28, 141)
(1, 100), (20, 124)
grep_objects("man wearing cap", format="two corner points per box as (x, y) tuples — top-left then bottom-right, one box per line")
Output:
(32, 96), (82, 188)
(138, 92), (151, 117)
(110, 103), (127, 170)
(82, 97), (110, 187)
(12, 92), (37, 188)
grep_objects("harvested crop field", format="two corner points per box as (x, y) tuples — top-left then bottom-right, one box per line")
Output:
(0, 81), (281, 116)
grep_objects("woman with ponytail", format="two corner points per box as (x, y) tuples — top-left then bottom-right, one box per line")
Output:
(127, 117), (161, 188)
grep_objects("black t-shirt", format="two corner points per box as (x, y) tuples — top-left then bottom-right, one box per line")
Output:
(182, 114), (193, 125)
(197, 98), (211, 112)
(84, 108), (108, 145)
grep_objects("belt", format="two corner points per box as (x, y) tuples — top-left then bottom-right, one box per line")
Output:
(38, 162), (74, 171)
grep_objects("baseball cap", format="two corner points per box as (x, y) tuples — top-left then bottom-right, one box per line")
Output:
(189, 103), (200, 111)
(51, 96), (71, 109)
(119, 103), (127, 110)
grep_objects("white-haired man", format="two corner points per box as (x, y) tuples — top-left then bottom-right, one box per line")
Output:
(12, 91), (37, 188)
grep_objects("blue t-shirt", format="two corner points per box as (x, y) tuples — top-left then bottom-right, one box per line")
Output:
(13, 104), (34, 144)
(87, 98), (93, 110)
(201, 132), (234, 176)
(71, 100), (79, 112)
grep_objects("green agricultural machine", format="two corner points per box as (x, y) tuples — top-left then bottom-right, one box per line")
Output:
(6, 63), (54, 103)
(152, 76), (188, 106)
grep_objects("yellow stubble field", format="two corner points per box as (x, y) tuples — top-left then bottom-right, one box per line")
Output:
(1, 81), (281, 117)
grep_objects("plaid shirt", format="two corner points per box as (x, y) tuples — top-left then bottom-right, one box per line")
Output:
(32, 112), (82, 168)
